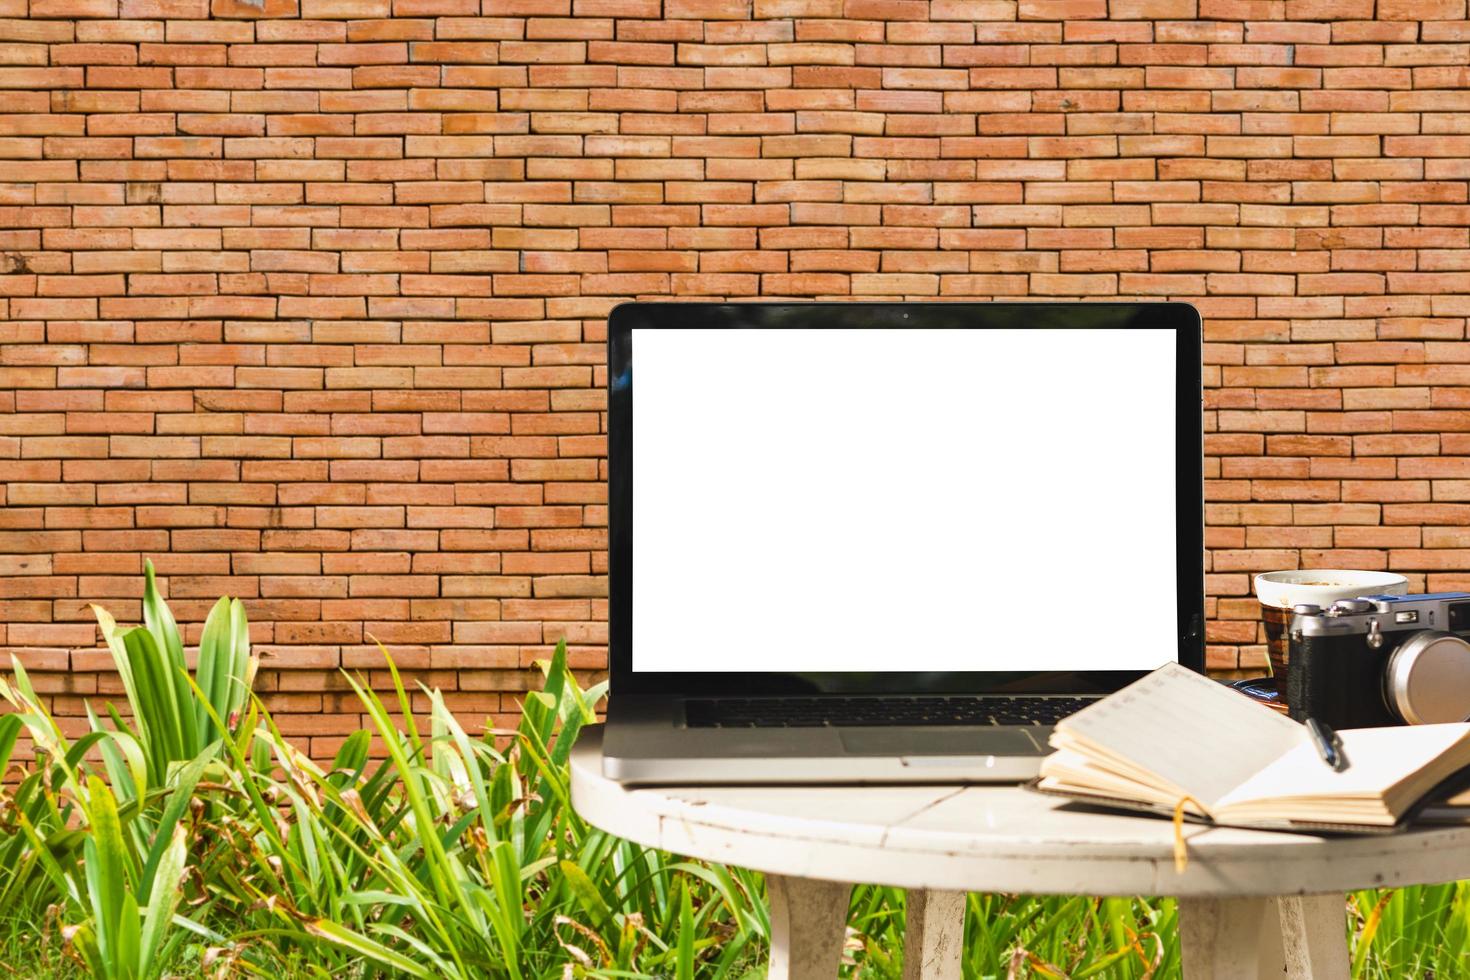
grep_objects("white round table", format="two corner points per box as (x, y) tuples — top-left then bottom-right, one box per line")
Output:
(571, 726), (1470, 979)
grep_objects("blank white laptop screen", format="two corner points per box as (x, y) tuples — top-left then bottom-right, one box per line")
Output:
(631, 328), (1177, 673)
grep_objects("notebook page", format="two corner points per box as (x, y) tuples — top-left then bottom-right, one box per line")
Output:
(1055, 662), (1306, 808)
(1039, 749), (1207, 812)
(1216, 724), (1470, 818)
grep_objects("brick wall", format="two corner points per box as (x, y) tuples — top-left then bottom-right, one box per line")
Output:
(3, 0), (1470, 742)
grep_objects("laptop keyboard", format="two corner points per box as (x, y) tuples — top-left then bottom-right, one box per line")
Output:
(684, 695), (1100, 729)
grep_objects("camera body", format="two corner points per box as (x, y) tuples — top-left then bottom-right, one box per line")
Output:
(1288, 592), (1470, 729)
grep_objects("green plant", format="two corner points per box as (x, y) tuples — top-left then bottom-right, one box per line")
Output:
(0, 568), (767, 978)
(91, 560), (253, 787)
(63, 775), (190, 980)
(0, 566), (237, 980)
(3, 577), (1470, 979)
(1350, 883), (1470, 979)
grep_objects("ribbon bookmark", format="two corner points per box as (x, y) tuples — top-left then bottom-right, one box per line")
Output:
(1172, 795), (1203, 874)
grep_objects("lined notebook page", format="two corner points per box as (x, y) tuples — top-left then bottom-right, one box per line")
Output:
(1217, 724), (1470, 816)
(1055, 662), (1306, 808)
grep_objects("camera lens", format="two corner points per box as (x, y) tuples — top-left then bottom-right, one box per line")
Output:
(1449, 602), (1470, 631)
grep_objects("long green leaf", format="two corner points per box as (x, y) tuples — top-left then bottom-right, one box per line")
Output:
(141, 560), (184, 677)
(121, 628), (185, 772)
(92, 605), (141, 733)
(0, 712), (23, 772)
(138, 824), (187, 976)
(139, 748), (211, 896)
(116, 890), (142, 980)
(676, 879), (695, 980)
(194, 595), (233, 746)
(84, 775), (129, 975)
(560, 858), (615, 928)
(305, 918), (435, 978)
(142, 560), (197, 756)
(227, 598), (252, 722)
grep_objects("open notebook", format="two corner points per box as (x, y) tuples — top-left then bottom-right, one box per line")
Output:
(1034, 663), (1470, 832)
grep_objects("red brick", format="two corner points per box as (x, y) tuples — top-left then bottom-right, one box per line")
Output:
(2, 0), (1467, 745)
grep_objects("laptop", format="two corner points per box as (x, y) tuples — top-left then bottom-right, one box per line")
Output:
(602, 301), (1204, 784)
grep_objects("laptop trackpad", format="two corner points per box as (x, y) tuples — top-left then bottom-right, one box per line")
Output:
(839, 728), (1044, 757)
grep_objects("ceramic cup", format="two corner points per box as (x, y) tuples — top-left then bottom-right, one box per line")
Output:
(1253, 569), (1410, 689)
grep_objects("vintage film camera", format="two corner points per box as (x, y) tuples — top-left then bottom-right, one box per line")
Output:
(1288, 593), (1470, 730)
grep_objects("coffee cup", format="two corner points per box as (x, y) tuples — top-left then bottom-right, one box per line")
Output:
(1253, 570), (1409, 688)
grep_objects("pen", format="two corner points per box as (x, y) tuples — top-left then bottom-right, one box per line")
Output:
(1306, 717), (1349, 773)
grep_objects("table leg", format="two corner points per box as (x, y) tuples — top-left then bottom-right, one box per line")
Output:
(1178, 896), (1285, 979)
(1278, 894), (1350, 979)
(1179, 894), (1348, 979)
(902, 889), (966, 980)
(766, 875), (851, 980)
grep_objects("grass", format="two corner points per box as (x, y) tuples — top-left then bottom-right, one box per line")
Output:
(0, 569), (1467, 978)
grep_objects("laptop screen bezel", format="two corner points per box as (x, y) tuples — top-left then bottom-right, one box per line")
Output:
(607, 301), (1205, 697)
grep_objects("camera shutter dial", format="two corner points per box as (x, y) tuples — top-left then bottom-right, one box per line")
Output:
(1385, 631), (1470, 725)
(1332, 599), (1375, 615)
